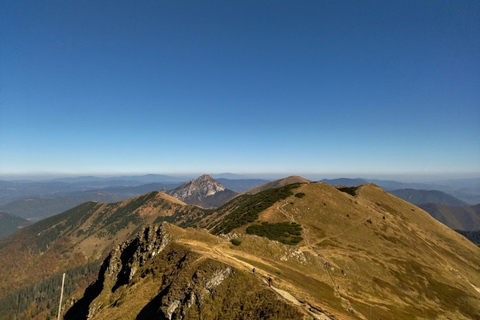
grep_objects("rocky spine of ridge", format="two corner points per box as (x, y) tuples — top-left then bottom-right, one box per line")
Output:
(167, 175), (237, 208)
(65, 223), (304, 320)
(65, 224), (172, 319)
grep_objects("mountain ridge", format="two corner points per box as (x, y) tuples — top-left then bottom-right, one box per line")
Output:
(64, 181), (480, 319)
(1, 177), (480, 319)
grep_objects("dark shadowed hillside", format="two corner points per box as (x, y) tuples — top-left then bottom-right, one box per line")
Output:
(419, 203), (480, 231)
(390, 188), (469, 206)
(0, 212), (29, 239)
(456, 229), (480, 246)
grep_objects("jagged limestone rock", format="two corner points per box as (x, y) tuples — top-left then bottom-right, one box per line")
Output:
(65, 223), (305, 320)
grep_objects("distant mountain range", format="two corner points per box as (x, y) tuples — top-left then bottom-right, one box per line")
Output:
(0, 175), (184, 205)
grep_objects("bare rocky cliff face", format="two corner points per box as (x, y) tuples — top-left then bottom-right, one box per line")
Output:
(64, 223), (304, 320)
(167, 175), (237, 208)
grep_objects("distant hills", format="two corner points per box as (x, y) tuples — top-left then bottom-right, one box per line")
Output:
(0, 176), (182, 205)
(419, 203), (480, 231)
(0, 192), (131, 221)
(216, 178), (270, 193)
(1, 177), (479, 319)
(389, 189), (469, 207)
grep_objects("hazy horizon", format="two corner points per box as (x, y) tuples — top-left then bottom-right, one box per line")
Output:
(1, 171), (479, 184)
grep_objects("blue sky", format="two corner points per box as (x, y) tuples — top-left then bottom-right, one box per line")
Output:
(1, 1), (479, 179)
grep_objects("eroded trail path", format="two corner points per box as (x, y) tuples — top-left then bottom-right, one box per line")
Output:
(269, 285), (333, 320)
(177, 237), (335, 320)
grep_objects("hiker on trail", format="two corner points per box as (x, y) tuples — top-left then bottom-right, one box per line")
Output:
(268, 277), (273, 287)
(324, 262), (328, 268)
(252, 268), (256, 276)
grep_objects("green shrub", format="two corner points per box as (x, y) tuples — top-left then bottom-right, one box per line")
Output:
(246, 222), (303, 245)
(294, 193), (305, 198)
(230, 238), (242, 246)
(212, 183), (303, 235)
(338, 186), (358, 196)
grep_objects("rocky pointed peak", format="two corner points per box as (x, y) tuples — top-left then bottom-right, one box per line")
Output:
(169, 175), (226, 199)
(166, 175), (237, 208)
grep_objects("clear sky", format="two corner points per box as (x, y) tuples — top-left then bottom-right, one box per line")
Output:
(1, 1), (479, 179)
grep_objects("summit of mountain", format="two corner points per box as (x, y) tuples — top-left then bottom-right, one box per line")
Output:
(238, 175), (311, 196)
(167, 174), (237, 208)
